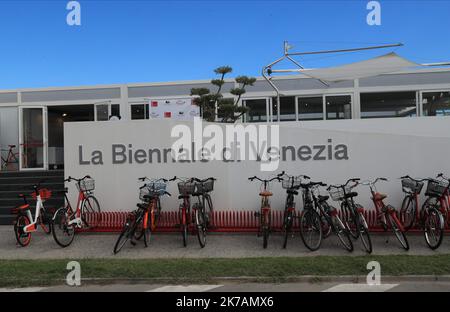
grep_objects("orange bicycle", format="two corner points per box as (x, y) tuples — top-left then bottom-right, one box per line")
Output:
(113, 177), (173, 254)
(1, 145), (19, 171)
(248, 175), (282, 248)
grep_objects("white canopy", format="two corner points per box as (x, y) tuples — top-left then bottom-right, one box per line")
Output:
(299, 52), (419, 82)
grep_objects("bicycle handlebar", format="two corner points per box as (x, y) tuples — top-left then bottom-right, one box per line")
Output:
(400, 175), (428, 183)
(192, 177), (217, 183)
(65, 175), (91, 183)
(248, 176), (282, 183)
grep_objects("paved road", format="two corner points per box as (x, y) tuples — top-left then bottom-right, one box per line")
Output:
(1, 281), (450, 292)
(1, 225), (449, 259)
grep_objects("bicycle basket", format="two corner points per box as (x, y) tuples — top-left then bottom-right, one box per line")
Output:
(426, 179), (449, 197)
(196, 179), (215, 193)
(32, 188), (52, 202)
(328, 186), (351, 201)
(282, 177), (302, 190)
(147, 182), (167, 196)
(178, 181), (196, 195)
(401, 178), (424, 194)
(77, 178), (95, 192)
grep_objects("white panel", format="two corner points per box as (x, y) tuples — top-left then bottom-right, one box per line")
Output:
(0, 107), (19, 158)
(64, 118), (450, 213)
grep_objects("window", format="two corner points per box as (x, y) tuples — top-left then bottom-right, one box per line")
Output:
(361, 92), (416, 118)
(131, 103), (149, 120)
(422, 91), (450, 116)
(297, 96), (323, 121)
(272, 96), (296, 121)
(111, 104), (120, 119)
(95, 104), (109, 121)
(244, 99), (268, 122)
(326, 95), (352, 120)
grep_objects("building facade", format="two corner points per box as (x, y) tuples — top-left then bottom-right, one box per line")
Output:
(1, 67), (450, 171)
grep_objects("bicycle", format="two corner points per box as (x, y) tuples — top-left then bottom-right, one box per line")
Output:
(1, 145), (19, 171)
(328, 178), (372, 253)
(191, 177), (216, 248)
(248, 175), (282, 248)
(113, 177), (172, 254)
(175, 177), (197, 247)
(418, 174), (449, 249)
(399, 175), (427, 231)
(360, 178), (409, 250)
(52, 176), (101, 248)
(13, 181), (53, 247)
(299, 180), (353, 252)
(277, 171), (305, 248)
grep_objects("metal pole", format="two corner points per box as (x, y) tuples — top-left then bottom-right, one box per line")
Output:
(287, 43), (403, 56)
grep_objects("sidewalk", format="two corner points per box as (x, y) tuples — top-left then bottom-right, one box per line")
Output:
(1, 226), (449, 259)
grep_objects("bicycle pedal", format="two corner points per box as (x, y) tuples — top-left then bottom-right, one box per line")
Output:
(130, 240), (137, 246)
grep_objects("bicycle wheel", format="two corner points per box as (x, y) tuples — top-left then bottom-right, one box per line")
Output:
(332, 215), (353, 252)
(180, 206), (188, 247)
(341, 203), (359, 239)
(387, 212), (409, 251)
(52, 207), (76, 248)
(357, 212), (373, 253)
(39, 208), (52, 235)
(205, 194), (214, 227)
(14, 214), (32, 247)
(423, 207), (444, 250)
(261, 209), (271, 249)
(194, 205), (207, 248)
(114, 213), (137, 254)
(400, 196), (416, 231)
(81, 195), (101, 229)
(282, 209), (294, 249)
(299, 209), (322, 251)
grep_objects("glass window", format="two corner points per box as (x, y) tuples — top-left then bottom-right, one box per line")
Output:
(422, 91), (450, 116)
(272, 96), (296, 121)
(326, 95), (352, 120)
(361, 92), (416, 118)
(95, 104), (109, 121)
(297, 96), (323, 121)
(244, 99), (268, 122)
(131, 104), (149, 120)
(111, 104), (120, 119)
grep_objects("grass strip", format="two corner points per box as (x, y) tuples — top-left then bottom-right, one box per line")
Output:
(1, 255), (450, 287)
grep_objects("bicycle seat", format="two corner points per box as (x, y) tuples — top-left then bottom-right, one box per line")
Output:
(178, 194), (190, 199)
(425, 192), (440, 198)
(318, 195), (329, 202)
(192, 192), (203, 197)
(287, 189), (298, 195)
(8, 144), (16, 148)
(136, 203), (148, 210)
(18, 193), (26, 198)
(16, 204), (30, 211)
(345, 192), (358, 198)
(259, 191), (273, 197)
(372, 193), (387, 201)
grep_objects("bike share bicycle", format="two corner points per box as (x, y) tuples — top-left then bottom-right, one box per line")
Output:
(418, 173), (450, 249)
(52, 176), (101, 248)
(278, 171), (304, 248)
(113, 177), (173, 254)
(360, 178), (409, 250)
(13, 180), (53, 247)
(299, 180), (353, 252)
(191, 177), (216, 248)
(248, 175), (282, 248)
(1, 145), (19, 171)
(328, 178), (372, 253)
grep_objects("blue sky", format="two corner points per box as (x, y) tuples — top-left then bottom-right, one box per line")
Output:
(1, 0), (449, 89)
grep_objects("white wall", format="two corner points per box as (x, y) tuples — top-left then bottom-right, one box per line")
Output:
(64, 119), (450, 213)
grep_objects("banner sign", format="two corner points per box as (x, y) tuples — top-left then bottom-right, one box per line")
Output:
(149, 98), (200, 120)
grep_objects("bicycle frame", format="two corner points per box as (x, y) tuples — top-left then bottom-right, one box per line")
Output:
(64, 188), (88, 227)
(19, 194), (46, 233)
(366, 179), (405, 232)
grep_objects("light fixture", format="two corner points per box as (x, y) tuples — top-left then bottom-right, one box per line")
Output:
(62, 113), (67, 117)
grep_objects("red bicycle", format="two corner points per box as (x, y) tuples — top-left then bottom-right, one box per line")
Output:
(399, 175), (427, 231)
(360, 178), (409, 250)
(52, 176), (101, 248)
(174, 177), (196, 247)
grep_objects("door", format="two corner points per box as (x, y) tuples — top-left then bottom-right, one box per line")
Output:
(95, 103), (110, 121)
(19, 106), (48, 171)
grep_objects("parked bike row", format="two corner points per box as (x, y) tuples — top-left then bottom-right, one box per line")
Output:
(11, 172), (450, 254)
(252, 171), (450, 252)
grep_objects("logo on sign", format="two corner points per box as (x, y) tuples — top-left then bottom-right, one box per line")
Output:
(151, 101), (158, 107)
(164, 112), (172, 118)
